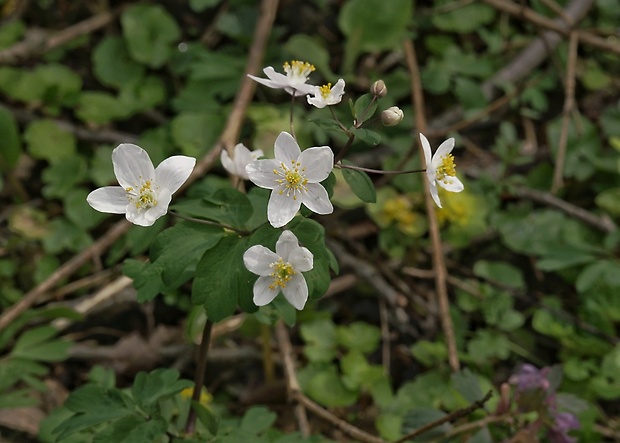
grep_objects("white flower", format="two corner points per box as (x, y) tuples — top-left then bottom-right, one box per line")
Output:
(243, 230), (313, 310)
(220, 143), (264, 180)
(307, 79), (345, 108)
(246, 132), (334, 228)
(248, 60), (317, 96)
(87, 144), (195, 226)
(420, 133), (464, 208)
(381, 106), (404, 127)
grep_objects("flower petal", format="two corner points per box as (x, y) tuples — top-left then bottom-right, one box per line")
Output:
(253, 276), (279, 306)
(432, 138), (455, 168)
(289, 246), (313, 273)
(262, 66), (288, 84)
(274, 132), (301, 164)
(244, 245), (278, 276)
(298, 146), (333, 182)
(86, 186), (128, 214)
(221, 149), (236, 176)
(155, 155), (195, 195)
(112, 144), (155, 190)
(429, 182), (442, 208)
(437, 175), (464, 193)
(282, 274), (308, 310)
(419, 133), (432, 168)
(125, 190), (171, 226)
(268, 189), (301, 228)
(246, 159), (280, 189)
(331, 78), (346, 98)
(301, 183), (333, 215)
(275, 230), (299, 260)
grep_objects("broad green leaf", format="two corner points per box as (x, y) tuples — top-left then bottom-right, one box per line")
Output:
(401, 409), (451, 440)
(351, 127), (381, 146)
(305, 366), (358, 407)
(171, 112), (225, 157)
(92, 36), (144, 89)
(189, 0), (221, 12)
(42, 156), (88, 199)
(121, 4), (180, 68)
(432, 3), (495, 33)
(532, 306), (574, 339)
(149, 222), (224, 287)
(300, 318), (337, 363)
(473, 260), (525, 290)
(341, 163), (377, 203)
(240, 406), (277, 434)
(192, 401), (220, 435)
(352, 94), (377, 123)
(76, 92), (129, 125)
(410, 340), (448, 367)
(454, 77), (487, 110)
(0, 106), (21, 171)
(11, 326), (70, 362)
(122, 259), (166, 303)
(595, 188), (620, 217)
(64, 187), (108, 230)
(131, 368), (192, 407)
(451, 368), (485, 404)
(118, 75), (166, 113)
(466, 330), (510, 363)
(336, 322), (381, 354)
(192, 235), (255, 321)
(24, 119), (76, 162)
(284, 34), (335, 80)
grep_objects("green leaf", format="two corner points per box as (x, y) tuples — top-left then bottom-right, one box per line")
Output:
(451, 368), (485, 403)
(92, 36), (145, 89)
(305, 366), (358, 407)
(401, 409), (451, 439)
(201, 188), (253, 229)
(352, 93), (377, 124)
(473, 260), (525, 290)
(64, 187), (108, 230)
(341, 163), (376, 203)
(284, 34), (336, 80)
(410, 340), (448, 367)
(24, 119), (76, 162)
(577, 260), (620, 293)
(536, 246), (597, 271)
(300, 318), (337, 363)
(240, 406), (277, 435)
(466, 330), (511, 363)
(0, 106), (21, 171)
(171, 112), (225, 157)
(192, 235), (255, 321)
(76, 92), (129, 125)
(11, 326), (70, 362)
(192, 401), (220, 435)
(432, 3), (495, 33)
(189, 0), (221, 12)
(121, 4), (180, 68)
(42, 156), (87, 198)
(150, 222), (225, 287)
(336, 322), (381, 354)
(118, 76), (166, 113)
(454, 77), (487, 110)
(595, 188), (620, 217)
(350, 127), (381, 146)
(339, 0), (412, 72)
(131, 368), (192, 407)
(532, 299), (575, 339)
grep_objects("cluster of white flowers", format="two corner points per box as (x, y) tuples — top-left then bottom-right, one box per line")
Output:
(87, 61), (464, 312)
(248, 60), (345, 109)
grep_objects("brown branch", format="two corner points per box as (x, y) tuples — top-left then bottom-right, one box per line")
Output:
(0, 0), (281, 330)
(394, 391), (493, 443)
(403, 38), (460, 372)
(275, 321), (386, 443)
(513, 186), (617, 233)
(551, 31), (578, 194)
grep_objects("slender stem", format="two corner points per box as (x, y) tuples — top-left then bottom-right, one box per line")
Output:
(329, 106), (348, 132)
(169, 211), (249, 235)
(337, 163), (426, 175)
(356, 95), (377, 127)
(185, 318), (214, 435)
(334, 133), (355, 164)
(289, 93), (297, 139)
(260, 324), (275, 383)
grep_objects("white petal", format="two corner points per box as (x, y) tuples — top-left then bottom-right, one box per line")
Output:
(274, 132), (301, 164)
(330, 79), (346, 100)
(244, 245), (278, 276)
(307, 95), (327, 109)
(262, 66), (288, 84)
(221, 149), (236, 176)
(112, 144), (155, 190)
(125, 190), (171, 226)
(275, 230), (299, 261)
(86, 187), (128, 214)
(282, 274), (308, 310)
(301, 183), (333, 215)
(298, 146), (333, 182)
(155, 156), (196, 194)
(289, 246), (313, 273)
(437, 176), (464, 193)
(288, 83), (316, 96)
(253, 276), (279, 306)
(246, 159), (280, 189)
(429, 182), (442, 208)
(432, 138), (455, 169)
(247, 74), (282, 90)
(250, 149), (264, 160)
(419, 133), (433, 169)
(268, 189), (301, 228)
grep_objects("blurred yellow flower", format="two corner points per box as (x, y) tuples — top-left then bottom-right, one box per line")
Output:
(180, 387), (213, 406)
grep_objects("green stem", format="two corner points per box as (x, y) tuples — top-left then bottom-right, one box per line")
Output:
(289, 93), (296, 139)
(184, 318), (214, 435)
(333, 133), (356, 164)
(169, 211), (249, 236)
(337, 163), (426, 175)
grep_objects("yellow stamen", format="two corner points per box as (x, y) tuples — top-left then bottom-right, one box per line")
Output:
(268, 258), (296, 290)
(318, 83), (332, 99)
(273, 160), (308, 200)
(436, 154), (457, 183)
(283, 60), (315, 78)
(127, 179), (158, 210)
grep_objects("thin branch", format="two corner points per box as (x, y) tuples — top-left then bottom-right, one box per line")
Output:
(551, 31), (578, 194)
(403, 38), (460, 372)
(275, 321), (385, 443)
(393, 391), (493, 443)
(336, 163), (426, 175)
(185, 319), (214, 434)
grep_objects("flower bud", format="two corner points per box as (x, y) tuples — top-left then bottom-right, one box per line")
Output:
(370, 79), (387, 98)
(381, 106), (404, 127)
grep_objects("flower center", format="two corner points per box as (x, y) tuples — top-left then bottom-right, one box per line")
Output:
(274, 160), (309, 200)
(283, 60), (315, 82)
(318, 83), (332, 99)
(269, 258), (296, 290)
(436, 154), (457, 183)
(126, 179), (158, 210)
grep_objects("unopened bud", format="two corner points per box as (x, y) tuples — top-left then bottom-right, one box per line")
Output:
(371, 80), (387, 98)
(381, 106), (404, 126)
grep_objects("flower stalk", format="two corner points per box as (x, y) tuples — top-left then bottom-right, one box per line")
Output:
(185, 318), (214, 435)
